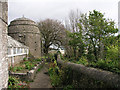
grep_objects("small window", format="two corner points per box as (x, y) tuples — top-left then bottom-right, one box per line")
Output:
(8, 48), (11, 55)
(13, 48), (17, 54)
(19, 34), (23, 37)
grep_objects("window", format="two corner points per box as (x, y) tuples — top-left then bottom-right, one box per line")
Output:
(22, 48), (25, 53)
(13, 48), (17, 54)
(8, 48), (11, 55)
(17, 48), (21, 54)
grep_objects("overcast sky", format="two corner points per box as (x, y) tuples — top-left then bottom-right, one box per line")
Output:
(8, 0), (120, 27)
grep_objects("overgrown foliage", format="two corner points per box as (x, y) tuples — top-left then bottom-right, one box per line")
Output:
(10, 58), (42, 73)
(46, 10), (119, 89)
(8, 76), (29, 88)
(63, 10), (119, 74)
(48, 54), (108, 88)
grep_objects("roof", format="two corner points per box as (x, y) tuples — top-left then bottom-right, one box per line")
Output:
(13, 16), (33, 21)
(9, 16), (37, 26)
(7, 36), (29, 48)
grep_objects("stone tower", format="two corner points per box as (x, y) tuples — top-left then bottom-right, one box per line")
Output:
(8, 17), (41, 58)
(0, 0), (8, 89)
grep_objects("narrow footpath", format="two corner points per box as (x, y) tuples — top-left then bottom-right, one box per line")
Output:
(29, 64), (52, 88)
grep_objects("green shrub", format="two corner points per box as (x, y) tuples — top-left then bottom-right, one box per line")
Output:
(50, 73), (61, 87)
(48, 60), (62, 87)
(8, 76), (19, 87)
(24, 61), (33, 70)
(35, 58), (42, 62)
(24, 61), (30, 64)
(23, 57), (27, 61)
(89, 59), (120, 74)
(106, 46), (118, 61)
(76, 56), (88, 66)
(25, 63), (34, 70)
(10, 66), (23, 72)
(8, 76), (29, 88)
(96, 59), (108, 69)
(12, 67), (17, 72)
(63, 85), (74, 90)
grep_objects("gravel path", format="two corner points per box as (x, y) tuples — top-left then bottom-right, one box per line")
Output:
(29, 64), (52, 88)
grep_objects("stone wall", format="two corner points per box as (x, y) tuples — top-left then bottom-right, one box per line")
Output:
(57, 55), (120, 88)
(0, 1), (8, 89)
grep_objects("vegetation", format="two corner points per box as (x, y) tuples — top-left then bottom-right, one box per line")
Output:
(38, 19), (66, 55)
(8, 58), (43, 88)
(48, 59), (75, 88)
(10, 58), (42, 73)
(48, 55), (107, 88)
(48, 60), (61, 87)
(62, 10), (119, 74)
(48, 10), (119, 88)
(8, 76), (29, 88)
(9, 9), (118, 88)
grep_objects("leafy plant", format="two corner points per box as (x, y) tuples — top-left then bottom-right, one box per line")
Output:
(106, 45), (118, 61)
(63, 85), (74, 90)
(76, 56), (88, 66)
(23, 57), (27, 61)
(89, 59), (120, 74)
(8, 76), (29, 88)
(10, 66), (23, 72)
(8, 76), (19, 87)
(48, 60), (62, 87)
(25, 63), (34, 70)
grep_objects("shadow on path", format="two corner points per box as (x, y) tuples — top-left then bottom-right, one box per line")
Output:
(29, 64), (52, 88)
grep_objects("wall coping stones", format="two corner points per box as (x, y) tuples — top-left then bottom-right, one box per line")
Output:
(57, 55), (120, 88)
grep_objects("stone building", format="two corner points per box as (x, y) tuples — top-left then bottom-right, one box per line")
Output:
(0, 1), (8, 89)
(8, 17), (41, 58)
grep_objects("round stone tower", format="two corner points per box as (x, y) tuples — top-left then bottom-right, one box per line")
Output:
(8, 16), (41, 58)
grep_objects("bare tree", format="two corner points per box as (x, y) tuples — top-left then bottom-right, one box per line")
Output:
(63, 9), (83, 57)
(68, 9), (82, 32)
(38, 19), (66, 55)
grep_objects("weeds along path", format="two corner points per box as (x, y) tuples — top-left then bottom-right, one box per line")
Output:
(29, 63), (52, 88)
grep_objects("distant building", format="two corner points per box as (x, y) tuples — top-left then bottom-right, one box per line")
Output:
(8, 17), (41, 58)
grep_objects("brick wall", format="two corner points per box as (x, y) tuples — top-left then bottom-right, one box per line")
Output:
(0, 1), (8, 89)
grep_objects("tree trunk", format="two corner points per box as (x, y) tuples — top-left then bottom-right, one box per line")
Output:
(44, 47), (49, 55)
(93, 47), (98, 62)
(73, 47), (76, 59)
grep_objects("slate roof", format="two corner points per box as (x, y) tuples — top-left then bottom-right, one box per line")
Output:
(7, 36), (29, 48)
